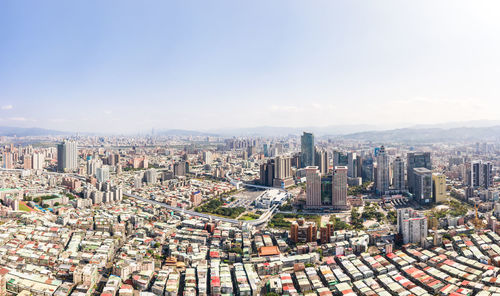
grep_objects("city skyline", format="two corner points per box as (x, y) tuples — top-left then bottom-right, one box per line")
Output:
(2, 1), (500, 133)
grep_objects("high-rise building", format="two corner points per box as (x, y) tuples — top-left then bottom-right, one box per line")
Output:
(397, 208), (428, 245)
(96, 166), (110, 183)
(407, 152), (431, 194)
(347, 152), (357, 178)
(174, 161), (187, 177)
(375, 146), (390, 195)
(259, 159), (275, 187)
(432, 173), (447, 203)
(332, 166), (348, 210)
(273, 155), (294, 188)
(300, 132), (315, 168)
(2, 152), (14, 169)
(290, 219), (317, 243)
(145, 169), (157, 184)
(469, 160), (493, 189)
(315, 148), (329, 175)
(392, 156), (405, 191)
(305, 166), (321, 208)
(57, 140), (78, 172)
(23, 154), (32, 170)
(413, 167), (433, 204)
(202, 151), (213, 164)
(361, 157), (374, 181)
(32, 153), (44, 170)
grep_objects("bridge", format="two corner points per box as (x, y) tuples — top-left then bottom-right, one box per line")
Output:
(125, 192), (278, 226)
(225, 171), (286, 192)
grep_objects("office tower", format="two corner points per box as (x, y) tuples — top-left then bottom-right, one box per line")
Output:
(273, 155), (293, 188)
(332, 166), (348, 210)
(333, 151), (348, 167)
(469, 160), (493, 189)
(32, 153), (44, 170)
(375, 146), (390, 195)
(202, 151), (213, 164)
(407, 152), (431, 194)
(347, 152), (357, 178)
(259, 159), (275, 187)
(356, 154), (363, 181)
(300, 132), (315, 168)
(57, 140), (78, 172)
(432, 173), (447, 203)
(305, 166), (321, 208)
(361, 157), (374, 181)
(2, 152), (13, 169)
(315, 148), (329, 175)
(392, 156), (405, 191)
(397, 208), (428, 245)
(263, 143), (268, 157)
(413, 167), (433, 204)
(96, 166), (110, 183)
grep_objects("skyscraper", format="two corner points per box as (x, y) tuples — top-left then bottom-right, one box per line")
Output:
(407, 152), (431, 194)
(315, 148), (329, 175)
(305, 166), (321, 208)
(432, 173), (447, 203)
(375, 146), (390, 195)
(301, 132), (315, 168)
(469, 160), (493, 189)
(413, 167), (433, 204)
(57, 140), (78, 172)
(392, 156), (405, 191)
(273, 155), (294, 188)
(347, 152), (357, 178)
(332, 166), (348, 210)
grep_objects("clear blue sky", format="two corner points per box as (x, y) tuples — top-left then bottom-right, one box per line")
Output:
(1, 1), (500, 133)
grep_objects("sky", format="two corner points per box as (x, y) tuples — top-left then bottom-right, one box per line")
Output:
(1, 1), (500, 134)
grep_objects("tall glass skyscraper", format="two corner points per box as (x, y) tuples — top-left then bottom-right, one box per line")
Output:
(301, 132), (315, 168)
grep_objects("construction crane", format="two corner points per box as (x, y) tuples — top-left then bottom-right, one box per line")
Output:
(472, 202), (485, 229)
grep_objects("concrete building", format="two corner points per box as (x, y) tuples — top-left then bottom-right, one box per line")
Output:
(392, 156), (405, 191)
(469, 160), (493, 189)
(314, 148), (329, 175)
(305, 166), (321, 208)
(57, 140), (78, 172)
(413, 167), (433, 204)
(300, 132), (315, 168)
(96, 166), (110, 183)
(432, 173), (447, 203)
(347, 152), (357, 178)
(407, 152), (431, 194)
(375, 146), (390, 195)
(397, 208), (428, 245)
(273, 155), (294, 188)
(332, 166), (348, 210)
(290, 219), (317, 243)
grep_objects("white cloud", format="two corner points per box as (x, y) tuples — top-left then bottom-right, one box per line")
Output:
(1, 105), (13, 110)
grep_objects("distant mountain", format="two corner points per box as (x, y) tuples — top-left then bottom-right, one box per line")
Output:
(210, 125), (383, 137)
(337, 126), (500, 143)
(0, 126), (69, 137)
(156, 129), (219, 137)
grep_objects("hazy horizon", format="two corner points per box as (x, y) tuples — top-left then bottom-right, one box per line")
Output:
(2, 1), (500, 133)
